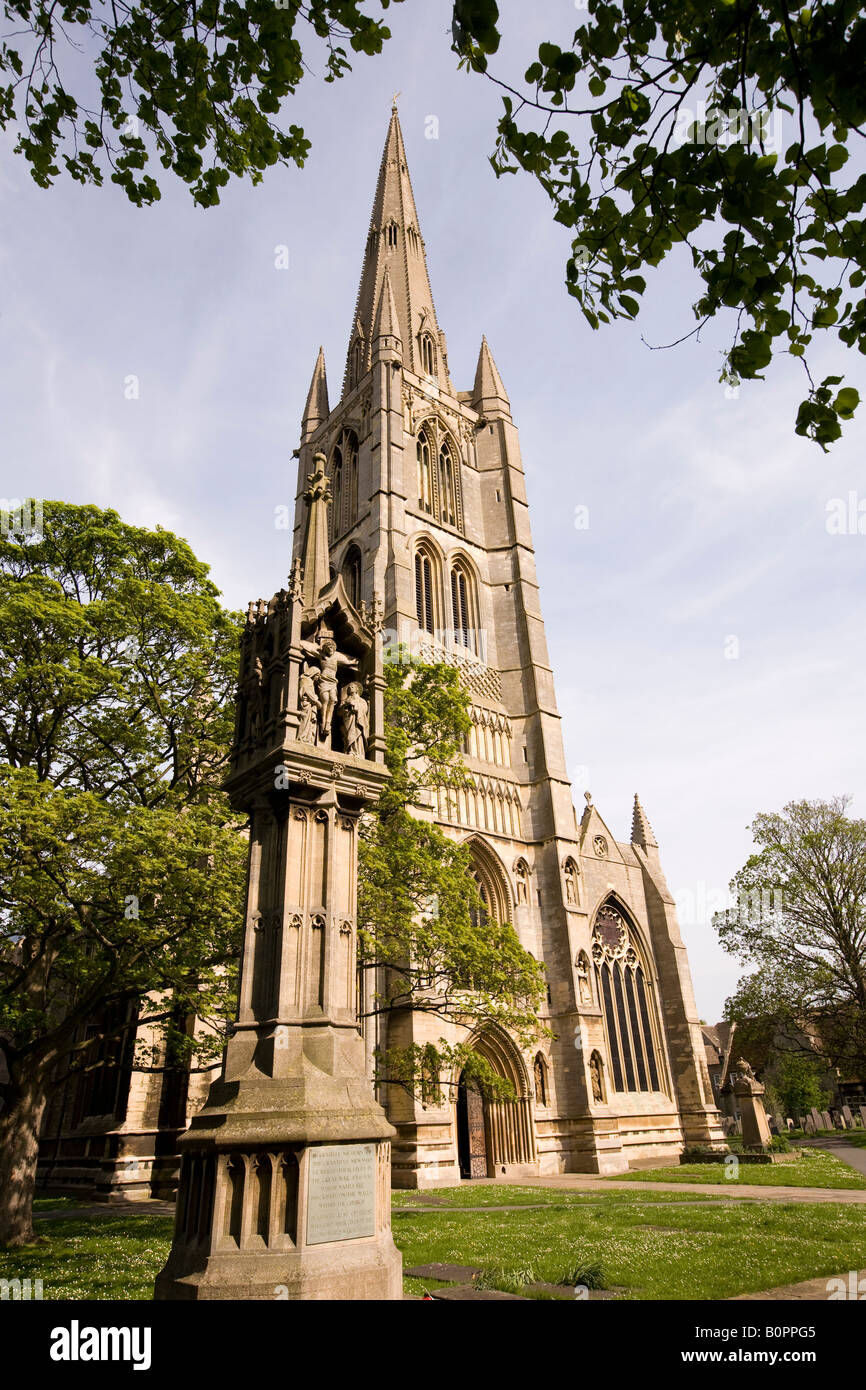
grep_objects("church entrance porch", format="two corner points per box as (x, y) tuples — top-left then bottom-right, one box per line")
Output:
(454, 1030), (538, 1181)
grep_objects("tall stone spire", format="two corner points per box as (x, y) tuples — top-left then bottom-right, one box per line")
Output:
(471, 336), (511, 419)
(631, 794), (659, 851)
(301, 346), (329, 442)
(342, 104), (447, 393)
(300, 452), (332, 608)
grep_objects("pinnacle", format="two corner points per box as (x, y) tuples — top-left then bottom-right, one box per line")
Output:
(302, 346), (329, 441)
(471, 336), (510, 418)
(631, 794), (658, 850)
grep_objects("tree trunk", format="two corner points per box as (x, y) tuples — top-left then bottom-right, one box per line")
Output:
(0, 1060), (49, 1246)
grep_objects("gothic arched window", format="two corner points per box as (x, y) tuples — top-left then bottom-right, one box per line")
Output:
(469, 841), (511, 927)
(414, 542), (439, 635)
(349, 339), (363, 390)
(439, 437), (457, 527)
(345, 430), (359, 530)
(414, 422), (463, 535)
(330, 430), (358, 539)
(330, 446), (343, 542)
(420, 332), (436, 376)
(385, 220), (398, 248)
(592, 902), (663, 1096)
(417, 429), (433, 514)
(341, 545), (362, 608)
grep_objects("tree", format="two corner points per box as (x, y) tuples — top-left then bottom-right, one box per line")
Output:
(358, 653), (547, 1102)
(773, 1051), (831, 1117)
(5, 4), (863, 446)
(0, 0), (399, 207)
(0, 501), (246, 1245)
(714, 796), (866, 1084)
(454, 1), (866, 448)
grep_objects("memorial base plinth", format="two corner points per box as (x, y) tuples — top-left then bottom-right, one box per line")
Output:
(155, 1230), (402, 1302)
(154, 1050), (402, 1301)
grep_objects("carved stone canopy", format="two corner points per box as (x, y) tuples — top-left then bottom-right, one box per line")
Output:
(301, 574), (373, 660)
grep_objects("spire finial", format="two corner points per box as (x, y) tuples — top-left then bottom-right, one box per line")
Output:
(391, 91), (401, 112)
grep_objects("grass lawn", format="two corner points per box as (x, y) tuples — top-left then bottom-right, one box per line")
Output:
(3, 1185), (865, 1301)
(605, 1148), (866, 1190)
(393, 1183), (728, 1208)
(396, 1195), (866, 1299)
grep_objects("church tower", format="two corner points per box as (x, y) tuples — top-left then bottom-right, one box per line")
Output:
(292, 104), (724, 1184)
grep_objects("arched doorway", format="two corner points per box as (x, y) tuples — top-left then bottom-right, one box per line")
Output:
(456, 1072), (488, 1179)
(453, 1027), (538, 1180)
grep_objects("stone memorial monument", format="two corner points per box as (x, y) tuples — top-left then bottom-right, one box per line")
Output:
(154, 455), (402, 1300)
(725, 1058), (772, 1150)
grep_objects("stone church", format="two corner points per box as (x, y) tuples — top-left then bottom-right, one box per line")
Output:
(37, 106), (723, 1200)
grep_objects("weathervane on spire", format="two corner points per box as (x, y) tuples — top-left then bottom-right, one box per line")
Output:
(391, 91), (401, 111)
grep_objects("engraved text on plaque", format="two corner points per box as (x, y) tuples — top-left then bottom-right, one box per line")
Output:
(306, 1143), (376, 1245)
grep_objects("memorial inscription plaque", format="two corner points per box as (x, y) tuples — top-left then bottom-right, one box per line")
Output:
(306, 1143), (377, 1245)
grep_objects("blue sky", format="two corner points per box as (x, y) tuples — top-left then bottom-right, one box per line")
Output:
(2, 2), (864, 1021)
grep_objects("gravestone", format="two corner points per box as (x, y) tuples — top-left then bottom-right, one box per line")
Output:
(821, 1111), (833, 1131)
(804, 1115), (815, 1133)
(811, 1107), (823, 1130)
(774, 1114), (784, 1133)
(859, 1105), (866, 1128)
(155, 456), (401, 1301)
(727, 1059), (772, 1149)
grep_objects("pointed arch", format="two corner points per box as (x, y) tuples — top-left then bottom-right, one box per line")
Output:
(590, 897), (665, 1096)
(533, 1053), (548, 1107)
(438, 433), (458, 526)
(449, 552), (478, 653)
(328, 428), (359, 539)
(576, 949), (592, 1005)
(416, 428), (433, 515)
(563, 856), (579, 906)
(412, 536), (443, 636)
(340, 544), (362, 609)
(329, 444), (343, 542)
(463, 1021), (531, 1099)
(348, 339), (364, 391)
(419, 330), (436, 376)
(465, 835), (512, 926)
(513, 857), (530, 906)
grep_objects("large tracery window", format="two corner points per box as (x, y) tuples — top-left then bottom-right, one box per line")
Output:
(592, 902), (663, 1095)
(413, 420), (463, 533)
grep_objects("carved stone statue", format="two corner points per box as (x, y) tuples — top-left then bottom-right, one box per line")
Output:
(249, 655), (266, 741)
(297, 662), (321, 745)
(339, 680), (369, 758)
(579, 972), (591, 1006)
(590, 1053), (604, 1103)
(300, 633), (358, 745)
